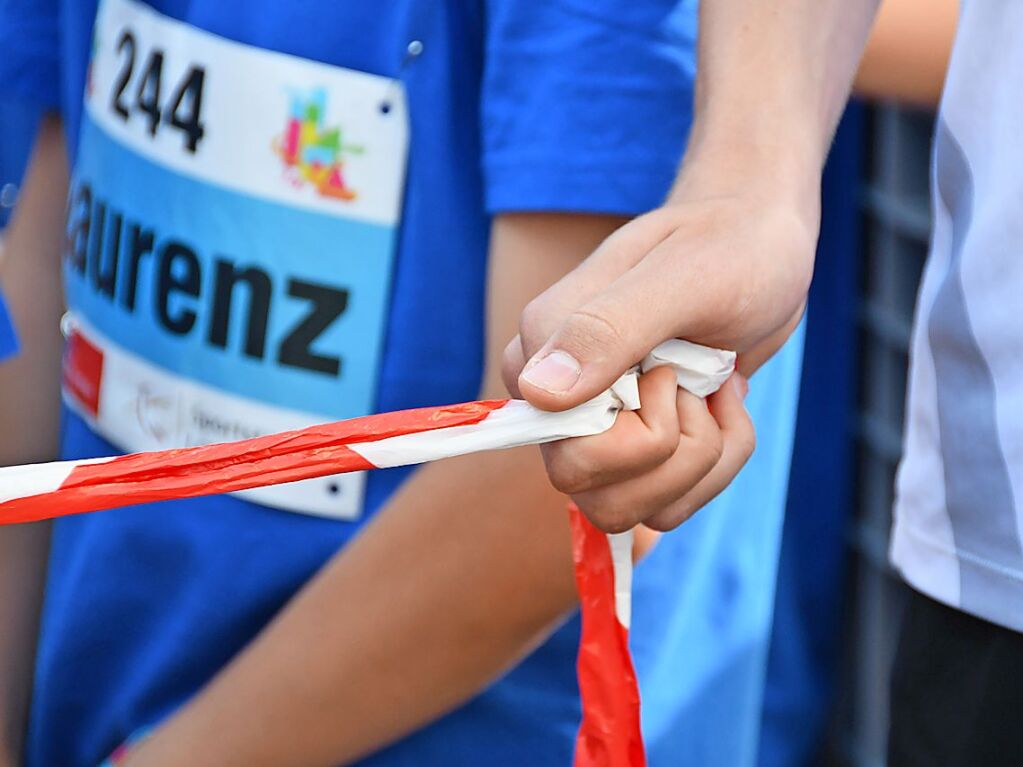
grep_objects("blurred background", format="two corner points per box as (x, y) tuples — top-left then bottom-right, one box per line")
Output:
(825, 105), (937, 767)
(0, 2), (951, 765)
(781, 102), (936, 767)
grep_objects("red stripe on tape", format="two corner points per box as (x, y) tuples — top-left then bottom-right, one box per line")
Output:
(0, 399), (509, 525)
(570, 505), (646, 767)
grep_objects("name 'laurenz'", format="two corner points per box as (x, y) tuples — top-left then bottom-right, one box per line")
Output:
(65, 181), (349, 376)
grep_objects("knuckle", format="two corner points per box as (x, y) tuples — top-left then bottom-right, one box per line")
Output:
(582, 489), (662, 534)
(544, 449), (598, 496)
(695, 430), (725, 472)
(587, 502), (643, 535)
(558, 309), (626, 358)
(519, 296), (558, 349)
(646, 494), (700, 532)
(647, 426), (680, 467)
(644, 509), (683, 533)
(523, 292), (564, 343)
(519, 296), (548, 335)
(733, 421), (757, 462)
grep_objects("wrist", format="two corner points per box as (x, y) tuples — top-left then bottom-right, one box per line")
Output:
(680, 122), (819, 194)
(671, 129), (822, 235)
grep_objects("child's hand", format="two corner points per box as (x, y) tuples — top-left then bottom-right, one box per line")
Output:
(525, 362), (754, 533)
(504, 171), (813, 532)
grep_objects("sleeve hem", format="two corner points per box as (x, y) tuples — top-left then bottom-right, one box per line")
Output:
(0, 21), (63, 112)
(483, 154), (678, 216)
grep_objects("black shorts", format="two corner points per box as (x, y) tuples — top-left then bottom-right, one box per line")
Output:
(888, 587), (1023, 767)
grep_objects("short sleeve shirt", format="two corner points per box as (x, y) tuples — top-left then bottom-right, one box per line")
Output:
(0, 2), (804, 766)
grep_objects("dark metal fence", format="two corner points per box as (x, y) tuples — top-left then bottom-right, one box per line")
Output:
(827, 105), (935, 767)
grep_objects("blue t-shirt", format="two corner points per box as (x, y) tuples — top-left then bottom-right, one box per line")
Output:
(0, 2), (804, 765)
(0, 293), (17, 361)
(0, 98), (40, 361)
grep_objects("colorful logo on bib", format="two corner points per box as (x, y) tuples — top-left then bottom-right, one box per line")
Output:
(273, 88), (363, 201)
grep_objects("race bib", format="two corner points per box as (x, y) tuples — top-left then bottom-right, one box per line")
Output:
(62, 0), (409, 520)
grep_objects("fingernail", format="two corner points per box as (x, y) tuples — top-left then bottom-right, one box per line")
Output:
(522, 351), (582, 394)
(732, 373), (749, 400)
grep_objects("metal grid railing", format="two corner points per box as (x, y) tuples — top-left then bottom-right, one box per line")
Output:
(827, 104), (935, 767)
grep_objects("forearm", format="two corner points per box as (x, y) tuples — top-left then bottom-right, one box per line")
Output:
(129, 446), (578, 766)
(854, 0), (957, 108)
(0, 117), (68, 764)
(682, 0), (881, 203)
(0, 116), (67, 464)
(0, 523), (50, 766)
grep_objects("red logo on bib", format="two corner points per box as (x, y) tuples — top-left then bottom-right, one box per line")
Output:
(63, 329), (104, 417)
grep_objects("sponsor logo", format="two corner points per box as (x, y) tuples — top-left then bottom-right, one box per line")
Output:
(132, 383), (176, 443)
(273, 88), (363, 201)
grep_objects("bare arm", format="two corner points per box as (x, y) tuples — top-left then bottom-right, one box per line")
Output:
(686, 0), (881, 193)
(854, 0), (958, 108)
(124, 213), (662, 766)
(0, 117), (68, 765)
(507, 0), (883, 532)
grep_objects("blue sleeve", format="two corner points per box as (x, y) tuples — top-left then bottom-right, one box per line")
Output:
(0, 0), (62, 110)
(481, 0), (697, 216)
(0, 291), (18, 361)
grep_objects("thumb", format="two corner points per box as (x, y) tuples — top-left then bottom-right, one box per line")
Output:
(517, 291), (665, 411)
(515, 211), (713, 411)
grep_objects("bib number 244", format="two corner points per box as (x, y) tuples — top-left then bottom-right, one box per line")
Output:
(109, 27), (206, 153)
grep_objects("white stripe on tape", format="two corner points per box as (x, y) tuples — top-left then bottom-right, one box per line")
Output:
(352, 397), (620, 469)
(609, 531), (634, 629)
(0, 456), (114, 504)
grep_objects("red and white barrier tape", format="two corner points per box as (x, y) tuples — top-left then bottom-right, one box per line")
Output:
(0, 340), (734, 526)
(0, 340), (734, 766)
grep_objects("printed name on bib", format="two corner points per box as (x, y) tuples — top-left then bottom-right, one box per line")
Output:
(66, 181), (350, 377)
